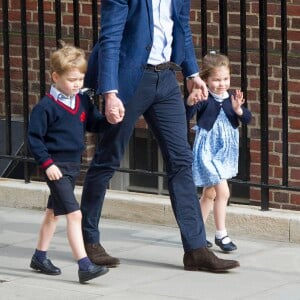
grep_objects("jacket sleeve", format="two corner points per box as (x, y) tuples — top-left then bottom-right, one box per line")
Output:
(185, 103), (198, 121)
(185, 98), (206, 121)
(96, 0), (129, 95)
(28, 105), (54, 169)
(178, 0), (199, 77)
(238, 106), (252, 124)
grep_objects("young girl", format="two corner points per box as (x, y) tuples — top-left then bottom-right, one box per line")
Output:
(185, 53), (252, 252)
(28, 41), (109, 283)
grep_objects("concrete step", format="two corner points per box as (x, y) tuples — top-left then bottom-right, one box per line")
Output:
(1, 177), (300, 244)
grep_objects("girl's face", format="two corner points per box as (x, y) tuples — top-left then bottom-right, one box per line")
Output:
(52, 68), (85, 96)
(206, 66), (230, 96)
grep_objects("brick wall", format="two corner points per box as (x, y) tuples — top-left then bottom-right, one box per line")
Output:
(0, 1), (300, 209)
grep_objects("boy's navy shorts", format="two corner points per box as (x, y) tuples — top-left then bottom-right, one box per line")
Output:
(45, 162), (81, 216)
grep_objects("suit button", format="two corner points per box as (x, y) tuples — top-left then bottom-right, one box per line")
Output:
(146, 45), (151, 51)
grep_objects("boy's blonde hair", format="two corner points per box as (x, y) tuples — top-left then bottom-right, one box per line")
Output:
(50, 40), (87, 75)
(200, 52), (231, 81)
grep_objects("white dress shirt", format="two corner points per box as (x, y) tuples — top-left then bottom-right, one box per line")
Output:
(147, 0), (173, 65)
(105, 0), (175, 94)
(50, 85), (76, 109)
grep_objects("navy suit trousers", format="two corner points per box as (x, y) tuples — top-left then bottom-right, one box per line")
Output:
(81, 69), (207, 251)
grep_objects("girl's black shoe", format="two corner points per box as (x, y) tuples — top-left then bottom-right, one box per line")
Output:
(215, 236), (237, 252)
(206, 240), (213, 248)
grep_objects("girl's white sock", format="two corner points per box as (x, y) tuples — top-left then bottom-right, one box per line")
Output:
(215, 229), (231, 244)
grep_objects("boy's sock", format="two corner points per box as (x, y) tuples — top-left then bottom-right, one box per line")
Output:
(78, 256), (93, 271)
(34, 249), (47, 262)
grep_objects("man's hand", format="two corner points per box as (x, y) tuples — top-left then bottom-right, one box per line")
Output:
(186, 76), (208, 104)
(46, 164), (63, 181)
(104, 92), (125, 124)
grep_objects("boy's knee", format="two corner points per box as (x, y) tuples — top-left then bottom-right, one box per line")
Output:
(68, 210), (82, 222)
(45, 209), (58, 221)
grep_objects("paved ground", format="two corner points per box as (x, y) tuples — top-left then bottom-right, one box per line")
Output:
(1, 206), (300, 300)
(1, 178), (300, 246)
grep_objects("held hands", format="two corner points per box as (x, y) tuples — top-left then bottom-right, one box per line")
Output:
(104, 92), (125, 124)
(46, 164), (63, 181)
(186, 76), (208, 106)
(231, 89), (245, 116)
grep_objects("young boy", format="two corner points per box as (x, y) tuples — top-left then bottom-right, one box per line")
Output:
(28, 41), (109, 283)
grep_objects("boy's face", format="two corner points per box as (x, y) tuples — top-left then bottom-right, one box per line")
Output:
(52, 68), (85, 97)
(206, 66), (230, 96)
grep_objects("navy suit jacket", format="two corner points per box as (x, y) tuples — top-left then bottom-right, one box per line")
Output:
(84, 0), (199, 104)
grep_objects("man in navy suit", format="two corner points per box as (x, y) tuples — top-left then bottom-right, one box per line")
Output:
(81, 0), (240, 272)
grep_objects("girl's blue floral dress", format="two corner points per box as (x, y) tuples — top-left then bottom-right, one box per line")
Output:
(192, 91), (239, 187)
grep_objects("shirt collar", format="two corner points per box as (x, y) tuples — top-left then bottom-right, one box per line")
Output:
(50, 85), (73, 100)
(50, 85), (77, 109)
(209, 89), (229, 102)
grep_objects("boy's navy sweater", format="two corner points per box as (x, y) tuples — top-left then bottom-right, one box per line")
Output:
(28, 93), (107, 170)
(185, 92), (252, 131)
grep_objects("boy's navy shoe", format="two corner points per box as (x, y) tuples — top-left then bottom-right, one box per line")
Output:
(78, 263), (109, 284)
(215, 236), (237, 252)
(30, 255), (61, 275)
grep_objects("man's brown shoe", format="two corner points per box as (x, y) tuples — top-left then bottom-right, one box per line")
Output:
(85, 243), (120, 267)
(183, 247), (240, 272)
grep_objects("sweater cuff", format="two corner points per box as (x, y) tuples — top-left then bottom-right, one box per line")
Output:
(41, 159), (54, 170)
